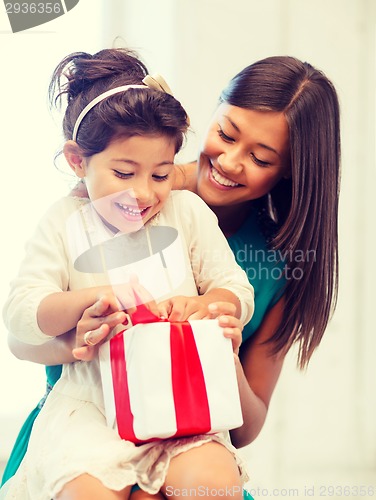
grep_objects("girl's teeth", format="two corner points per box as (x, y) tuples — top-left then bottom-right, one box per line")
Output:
(116, 203), (147, 216)
(211, 167), (239, 187)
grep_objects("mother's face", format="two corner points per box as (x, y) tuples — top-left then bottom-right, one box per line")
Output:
(197, 103), (290, 207)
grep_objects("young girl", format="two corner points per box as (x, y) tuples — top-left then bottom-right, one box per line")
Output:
(2, 48), (254, 499)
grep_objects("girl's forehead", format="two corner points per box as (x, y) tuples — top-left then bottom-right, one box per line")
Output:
(97, 134), (177, 164)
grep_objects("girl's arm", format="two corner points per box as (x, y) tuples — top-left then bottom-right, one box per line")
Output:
(36, 288), (112, 337)
(7, 283), (160, 363)
(230, 297), (286, 448)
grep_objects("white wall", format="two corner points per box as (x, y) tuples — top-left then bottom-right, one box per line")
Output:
(0, 0), (108, 457)
(1, 0), (375, 496)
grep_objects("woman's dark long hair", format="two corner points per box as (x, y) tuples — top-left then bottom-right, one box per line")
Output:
(221, 56), (340, 368)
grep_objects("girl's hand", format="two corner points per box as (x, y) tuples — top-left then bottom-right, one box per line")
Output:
(72, 293), (127, 361)
(157, 295), (212, 321)
(208, 302), (243, 355)
(114, 276), (159, 318)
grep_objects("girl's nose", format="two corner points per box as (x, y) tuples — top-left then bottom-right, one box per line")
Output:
(132, 181), (152, 204)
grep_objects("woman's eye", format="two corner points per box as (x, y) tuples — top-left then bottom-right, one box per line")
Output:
(217, 128), (234, 143)
(251, 153), (270, 167)
(114, 170), (133, 179)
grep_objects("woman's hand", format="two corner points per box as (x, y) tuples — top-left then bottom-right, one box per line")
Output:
(208, 302), (243, 354)
(72, 293), (127, 361)
(70, 179), (89, 198)
(73, 278), (159, 361)
(157, 298), (243, 354)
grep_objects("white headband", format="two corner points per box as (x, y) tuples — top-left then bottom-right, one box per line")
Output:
(72, 74), (174, 142)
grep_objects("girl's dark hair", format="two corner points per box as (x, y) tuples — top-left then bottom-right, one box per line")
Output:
(49, 48), (189, 155)
(222, 56), (340, 368)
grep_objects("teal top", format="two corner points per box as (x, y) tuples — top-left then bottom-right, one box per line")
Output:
(2, 211), (285, 499)
(227, 211), (285, 341)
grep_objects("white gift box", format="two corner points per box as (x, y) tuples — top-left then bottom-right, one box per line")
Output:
(99, 318), (243, 444)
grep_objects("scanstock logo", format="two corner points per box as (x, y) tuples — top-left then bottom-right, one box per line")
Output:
(4, 0), (79, 33)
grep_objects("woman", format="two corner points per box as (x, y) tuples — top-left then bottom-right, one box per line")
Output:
(2, 55), (340, 498)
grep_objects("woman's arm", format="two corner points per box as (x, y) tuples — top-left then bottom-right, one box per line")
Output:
(7, 330), (76, 365)
(230, 297), (286, 448)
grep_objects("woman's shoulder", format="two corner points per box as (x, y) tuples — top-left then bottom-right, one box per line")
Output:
(173, 161), (198, 191)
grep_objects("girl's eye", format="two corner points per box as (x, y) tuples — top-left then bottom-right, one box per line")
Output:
(251, 153), (270, 167)
(114, 170), (133, 179)
(153, 174), (169, 182)
(217, 128), (234, 143)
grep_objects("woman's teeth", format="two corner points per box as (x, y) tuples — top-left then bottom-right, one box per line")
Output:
(116, 203), (148, 217)
(211, 167), (239, 187)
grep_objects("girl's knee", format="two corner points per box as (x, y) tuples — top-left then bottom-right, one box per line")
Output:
(130, 491), (165, 499)
(163, 442), (243, 499)
(55, 473), (131, 500)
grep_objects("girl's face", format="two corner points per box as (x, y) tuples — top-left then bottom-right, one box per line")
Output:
(79, 135), (176, 233)
(197, 103), (290, 207)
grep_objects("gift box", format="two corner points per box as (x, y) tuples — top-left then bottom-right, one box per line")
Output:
(99, 309), (243, 444)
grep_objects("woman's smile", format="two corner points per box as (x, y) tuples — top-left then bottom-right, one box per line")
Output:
(208, 164), (242, 190)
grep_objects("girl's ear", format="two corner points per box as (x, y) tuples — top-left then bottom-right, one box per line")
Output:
(63, 141), (86, 178)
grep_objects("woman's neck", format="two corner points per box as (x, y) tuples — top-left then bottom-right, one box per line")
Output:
(209, 202), (253, 237)
(176, 161), (253, 236)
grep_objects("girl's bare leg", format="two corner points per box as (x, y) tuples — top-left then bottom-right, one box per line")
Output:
(55, 473), (132, 500)
(130, 491), (166, 499)
(161, 442), (243, 499)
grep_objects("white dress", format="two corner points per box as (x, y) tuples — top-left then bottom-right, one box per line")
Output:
(3, 191), (254, 499)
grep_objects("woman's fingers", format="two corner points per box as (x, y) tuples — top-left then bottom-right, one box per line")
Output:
(73, 324), (112, 361)
(73, 323), (108, 361)
(207, 301), (237, 318)
(216, 313), (243, 354)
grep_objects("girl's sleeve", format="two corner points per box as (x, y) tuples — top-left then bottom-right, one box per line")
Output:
(3, 200), (71, 345)
(178, 191), (254, 326)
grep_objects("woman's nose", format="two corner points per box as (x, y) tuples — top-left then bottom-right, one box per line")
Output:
(217, 151), (243, 175)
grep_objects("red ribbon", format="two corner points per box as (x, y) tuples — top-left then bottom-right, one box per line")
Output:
(109, 301), (211, 443)
(170, 321), (211, 437)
